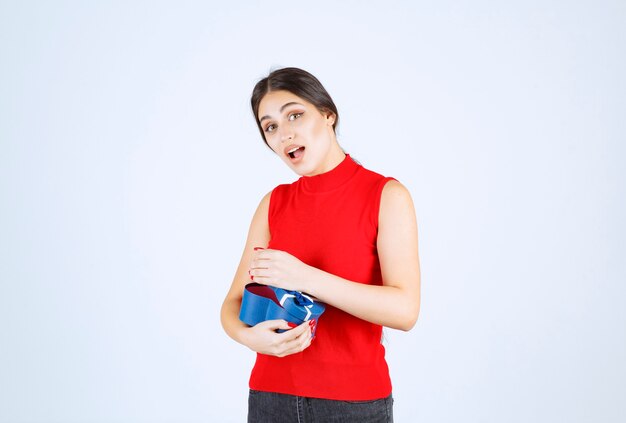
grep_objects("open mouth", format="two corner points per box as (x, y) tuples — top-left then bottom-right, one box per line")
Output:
(287, 146), (305, 160)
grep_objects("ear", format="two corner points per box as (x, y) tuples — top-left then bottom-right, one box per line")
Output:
(324, 110), (336, 126)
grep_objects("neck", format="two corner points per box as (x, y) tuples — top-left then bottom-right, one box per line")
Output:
(306, 141), (346, 177)
(299, 151), (359, 193)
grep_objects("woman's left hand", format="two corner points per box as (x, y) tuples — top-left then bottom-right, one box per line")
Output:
(248, 248), (315, 292)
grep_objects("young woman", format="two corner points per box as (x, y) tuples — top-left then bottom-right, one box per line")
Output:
(221, 67), (421, 422)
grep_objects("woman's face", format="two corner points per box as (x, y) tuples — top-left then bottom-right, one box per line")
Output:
(257, 90), (336, 176)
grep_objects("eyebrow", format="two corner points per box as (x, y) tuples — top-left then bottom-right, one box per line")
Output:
(259, 102), (304, 123)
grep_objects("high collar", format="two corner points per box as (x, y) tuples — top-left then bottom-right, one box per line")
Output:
(299, 154), (361, 193)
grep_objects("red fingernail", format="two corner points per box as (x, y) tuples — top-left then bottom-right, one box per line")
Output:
(251, 275), (254, 280)
(287, 322), (297, 328)
(308, 320), (315, 327)
(254, 247), (264, 251)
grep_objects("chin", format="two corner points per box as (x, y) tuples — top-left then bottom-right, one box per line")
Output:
(291, 164), (316, 177)
(291, 166), (311, 176)
(283, 150), (321, 176)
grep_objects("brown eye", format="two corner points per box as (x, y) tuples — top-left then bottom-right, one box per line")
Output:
(265, 124), (276, 133)
(289, 112), (303, 121)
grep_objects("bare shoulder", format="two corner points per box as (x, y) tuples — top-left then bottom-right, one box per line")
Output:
(250, 190), (272, 229)
(380, 179), (415, 212)
(257, 189), (272, 212)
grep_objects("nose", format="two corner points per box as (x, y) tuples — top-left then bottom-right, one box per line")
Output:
(279, 125), (294, 143)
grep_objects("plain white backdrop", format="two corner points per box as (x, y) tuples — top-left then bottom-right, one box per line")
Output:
(1, 1), (624, 422)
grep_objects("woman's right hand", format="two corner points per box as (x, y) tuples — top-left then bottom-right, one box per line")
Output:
(241, 319), (313, 357)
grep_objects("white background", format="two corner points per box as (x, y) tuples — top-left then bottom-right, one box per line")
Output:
(1, 1), (624, 422)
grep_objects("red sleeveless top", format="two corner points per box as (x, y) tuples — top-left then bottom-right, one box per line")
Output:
(249, 154), (397, 400)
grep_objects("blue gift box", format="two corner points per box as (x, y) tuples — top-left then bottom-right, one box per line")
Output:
(239, 283), (326, 333)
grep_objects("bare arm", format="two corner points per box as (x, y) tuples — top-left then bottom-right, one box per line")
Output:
(220, 191), (312, 356)
(250, 180), (421, 331)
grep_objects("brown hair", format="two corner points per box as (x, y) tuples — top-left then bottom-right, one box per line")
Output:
(251, 67), (339, 148)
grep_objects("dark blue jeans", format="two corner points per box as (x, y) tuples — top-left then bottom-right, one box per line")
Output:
(247, 389), (394, 423)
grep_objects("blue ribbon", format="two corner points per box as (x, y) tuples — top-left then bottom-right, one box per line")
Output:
(239, 283), (326, 331)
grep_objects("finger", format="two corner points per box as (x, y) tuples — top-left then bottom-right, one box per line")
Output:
(260, 319), (292, 332)
(248, 267), (268, 280)
(249, 258), (270, 269)
(249, 263), (268, 271)
(277, 320), (308, 340)
(280, 340), (311, 357)
(280, 327), (312, 356)
(249, 275), (272, 285)
(290, 324), (312, 348)
(249, 250), (270, 270)
(281, 329), (310, 353)
(295, 324), (313, 344)
(254, 248), (274, 260)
